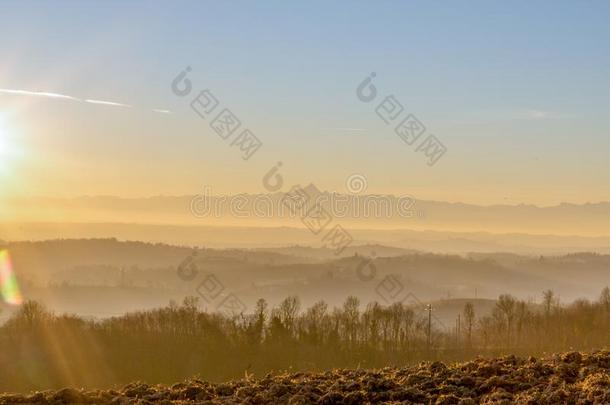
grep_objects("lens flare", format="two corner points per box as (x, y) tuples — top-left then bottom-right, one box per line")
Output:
(0, 249), (23, 305)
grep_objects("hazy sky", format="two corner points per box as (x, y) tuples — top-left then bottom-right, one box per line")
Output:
(0, 1), (609, 205)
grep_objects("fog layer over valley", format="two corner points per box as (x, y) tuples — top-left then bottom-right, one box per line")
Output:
(2, 239), (608, 324)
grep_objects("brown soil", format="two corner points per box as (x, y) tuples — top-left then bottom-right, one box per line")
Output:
(2, 351), (610, 404)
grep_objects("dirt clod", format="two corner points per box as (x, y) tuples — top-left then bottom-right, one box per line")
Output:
(3, 351), (610, 404)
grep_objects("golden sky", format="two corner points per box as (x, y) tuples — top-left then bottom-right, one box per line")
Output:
(1, 1), (609, 207)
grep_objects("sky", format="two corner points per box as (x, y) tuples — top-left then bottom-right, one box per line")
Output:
(0, 0), (609, 205)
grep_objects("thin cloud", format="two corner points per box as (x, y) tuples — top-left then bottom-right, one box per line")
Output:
(323, 127), (367, 132)
(527, 110), (551, 119)
(84, 99), (132, 108)
(523, 110), (575, 120)
(152, 109), (172, 114)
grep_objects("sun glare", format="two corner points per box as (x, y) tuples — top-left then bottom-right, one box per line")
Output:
(0, 116), (11, 157)
(0, 118), (5, 152)
(0, 114), (21, 177)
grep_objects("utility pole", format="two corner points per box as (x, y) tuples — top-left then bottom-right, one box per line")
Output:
(426, 304), (432, 353)
(457, 314), (461, 348)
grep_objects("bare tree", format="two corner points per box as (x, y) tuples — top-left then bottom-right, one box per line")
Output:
(278, 296), (300, 336)
(496, 294), (516, 348)
(463, 302), (475, 348)
(599, 287), (610, 313)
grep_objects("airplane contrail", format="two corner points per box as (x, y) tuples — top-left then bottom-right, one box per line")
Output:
(0, 87), (169, 113)
(84, 99), (132, 108)
(0, 88), (80, 101)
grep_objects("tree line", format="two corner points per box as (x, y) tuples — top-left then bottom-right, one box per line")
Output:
(1, 288), (610, 392)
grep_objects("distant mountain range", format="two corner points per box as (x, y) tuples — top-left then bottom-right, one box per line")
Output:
(2, 189), (610, 236)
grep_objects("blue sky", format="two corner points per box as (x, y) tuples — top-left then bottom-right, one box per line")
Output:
(0, 1), (609, 204)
